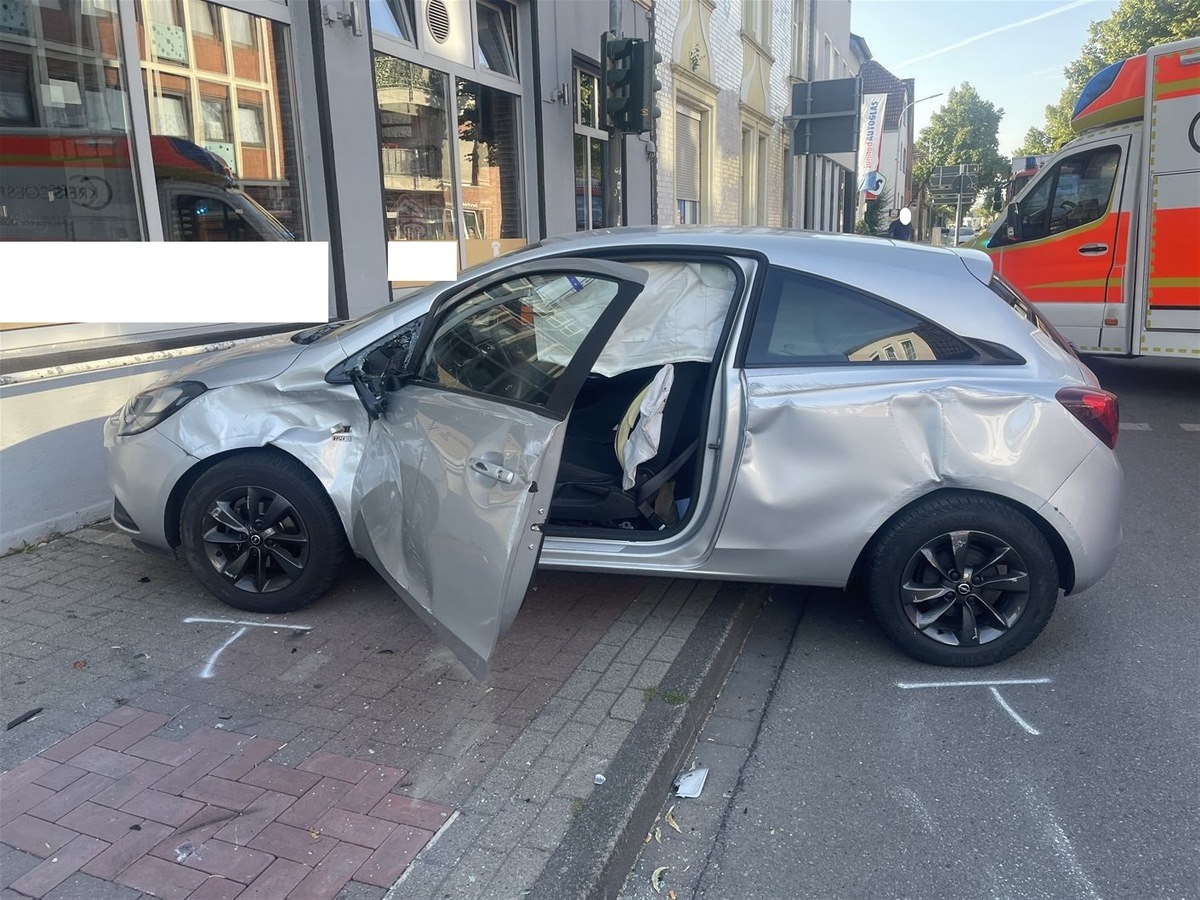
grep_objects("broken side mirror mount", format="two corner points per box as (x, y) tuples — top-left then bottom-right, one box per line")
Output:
(348, 367), (384, 420)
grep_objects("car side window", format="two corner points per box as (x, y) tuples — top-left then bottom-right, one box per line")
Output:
(1006, 146), (1120, 244)
(412, 271), (627, 407)
(745, 267), (976, 365)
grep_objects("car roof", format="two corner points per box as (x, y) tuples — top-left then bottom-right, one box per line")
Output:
(373, 227), (1047, 366)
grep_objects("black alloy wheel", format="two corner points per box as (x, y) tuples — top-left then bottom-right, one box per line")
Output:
(867, 495), (1059, 666)
(199, 485), (309, 594)
(181, 452), (347, 614)
(899, 530), (1030, 647)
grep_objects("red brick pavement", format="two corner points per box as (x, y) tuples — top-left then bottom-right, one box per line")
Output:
(0, 708), (455, 899)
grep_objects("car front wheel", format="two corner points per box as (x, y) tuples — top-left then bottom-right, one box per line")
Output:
(866, 495), (1059, 666)
(180, 452), (348, 614)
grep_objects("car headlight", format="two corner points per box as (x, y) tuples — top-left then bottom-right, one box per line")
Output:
(117, 381), (207, 436)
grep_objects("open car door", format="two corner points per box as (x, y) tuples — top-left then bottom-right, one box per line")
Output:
(351, 258), (649, 678)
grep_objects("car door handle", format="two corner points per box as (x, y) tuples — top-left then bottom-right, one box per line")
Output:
(1078, 243), (1109, 255)
(469, 458), (515, 483)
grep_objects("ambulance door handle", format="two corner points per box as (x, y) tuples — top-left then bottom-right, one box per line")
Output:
(1078, 243), (1108, 255)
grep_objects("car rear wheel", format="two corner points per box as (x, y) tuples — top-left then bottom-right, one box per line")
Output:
(180, 452), (347, 614)
(866, 495), (1058, 666)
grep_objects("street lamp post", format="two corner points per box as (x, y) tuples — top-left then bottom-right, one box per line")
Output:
(892, 92), (942, 211)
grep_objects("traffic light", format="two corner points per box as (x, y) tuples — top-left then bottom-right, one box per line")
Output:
(629, 39), (663, 135)
(602, 32), (636, 133)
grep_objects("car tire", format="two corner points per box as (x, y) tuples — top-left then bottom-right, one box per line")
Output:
(180, 451), (348, 614)
(866, 495), (1058, 667)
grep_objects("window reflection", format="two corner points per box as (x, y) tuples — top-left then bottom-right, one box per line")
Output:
(458, 80), (523, 265)
(476, 2), (516, 78)
(137, 0), (304, 240)
(0, 0), (143, 240)
(374, 53), (454, 242)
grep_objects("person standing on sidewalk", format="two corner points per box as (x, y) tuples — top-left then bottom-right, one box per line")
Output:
(888, 207), (913, 241)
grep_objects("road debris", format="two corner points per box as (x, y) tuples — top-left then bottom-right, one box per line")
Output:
(5, 708), (43, 731)
(651, 866), (668, 893)
(664, 805), (681, 834)
(674, 767), (708, 798)
(593, 774), (606, 785)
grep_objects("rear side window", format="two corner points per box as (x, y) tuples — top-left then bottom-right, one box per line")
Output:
(745, 267), (976, 365)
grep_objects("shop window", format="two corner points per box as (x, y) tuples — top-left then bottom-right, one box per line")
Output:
(458, 80), (524, 266)
(0, 0), (143, 242)
(137, 1), (306, 240)
(476, 1), (516, 78)
(574, 66), (605, 230)
(369, 0), (414, 43)
(374, 52), (454, 247)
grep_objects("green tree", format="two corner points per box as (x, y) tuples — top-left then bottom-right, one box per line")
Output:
(856, 186), (892, 235)
(1014, 127), (1052, 156)
(1040, 0), (1200, 149)
(912, 83), (1005, 202)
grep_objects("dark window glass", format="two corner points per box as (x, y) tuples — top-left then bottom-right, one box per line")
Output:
(414, 272), (622, 406)
(746, 267), (976, 365)
(173, 193), (265, 241)
(1004, 146), (1120, 244)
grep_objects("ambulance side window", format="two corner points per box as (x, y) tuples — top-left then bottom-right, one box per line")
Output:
(1011, 146), (1121, 243)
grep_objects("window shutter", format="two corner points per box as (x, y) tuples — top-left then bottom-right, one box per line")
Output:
(675, 111), (701, 202)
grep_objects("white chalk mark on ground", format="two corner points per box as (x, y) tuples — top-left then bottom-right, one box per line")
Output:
(187, 615), (313, 679)
(1119, 422), (1152, 430)
(896, 677), (1051, 689)
(989, 687), (1040, 735)
(200, 626), (248, 679)
(1024, 786), (1104, 900)
(184, 616), (312, 631)
(1180, 423), (1200, 432)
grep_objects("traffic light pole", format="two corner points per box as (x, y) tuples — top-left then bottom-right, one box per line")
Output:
(606, 1), (623, 228)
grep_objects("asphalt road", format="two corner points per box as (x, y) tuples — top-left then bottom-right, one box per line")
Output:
(624, 356), (1199, 900)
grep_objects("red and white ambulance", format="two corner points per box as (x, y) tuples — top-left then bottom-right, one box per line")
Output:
(979, 38), (1199, 357)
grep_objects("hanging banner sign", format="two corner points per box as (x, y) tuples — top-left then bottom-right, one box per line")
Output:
(856, 92), (889, 199)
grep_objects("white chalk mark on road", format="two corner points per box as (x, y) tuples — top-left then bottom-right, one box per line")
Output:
(185, 616), (312, 631)
(1180, 423), (1200, 432)
(989, 687), (1040, 735)
(896, 677), (1051, 689)
(200, 626), (248, 679)
(1024, 786), (1104, 900)
(1119, 422), (1151, 431)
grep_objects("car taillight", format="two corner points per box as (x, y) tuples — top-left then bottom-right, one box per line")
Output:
(1056, 387), (1119, 449)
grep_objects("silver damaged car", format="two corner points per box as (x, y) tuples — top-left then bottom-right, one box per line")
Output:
(104, 228), (1123, 677)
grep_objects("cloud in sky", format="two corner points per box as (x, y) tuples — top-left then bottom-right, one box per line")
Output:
(895, 0), (1095, 68)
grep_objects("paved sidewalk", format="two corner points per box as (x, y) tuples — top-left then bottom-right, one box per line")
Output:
(1, 526), (766, 899)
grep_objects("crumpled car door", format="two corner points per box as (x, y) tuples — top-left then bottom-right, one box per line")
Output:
(351, 258), (649, 678)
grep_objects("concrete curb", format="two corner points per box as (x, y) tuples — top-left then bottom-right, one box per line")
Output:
(528, 580), (767, 900)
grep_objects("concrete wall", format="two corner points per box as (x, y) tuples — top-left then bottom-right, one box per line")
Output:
(1, 356), (193, 553)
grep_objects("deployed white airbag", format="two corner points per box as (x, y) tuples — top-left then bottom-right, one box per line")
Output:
(618, 364), (674, 490)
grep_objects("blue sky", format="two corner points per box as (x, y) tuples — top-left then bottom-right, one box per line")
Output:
(850, 0), (1122, 157)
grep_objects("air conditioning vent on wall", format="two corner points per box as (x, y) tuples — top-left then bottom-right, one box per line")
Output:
(427, 0), (451, 43)
(413, 0), (471, 67)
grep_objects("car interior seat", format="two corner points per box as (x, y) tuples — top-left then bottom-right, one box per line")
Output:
(549, 361), (708, 530)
